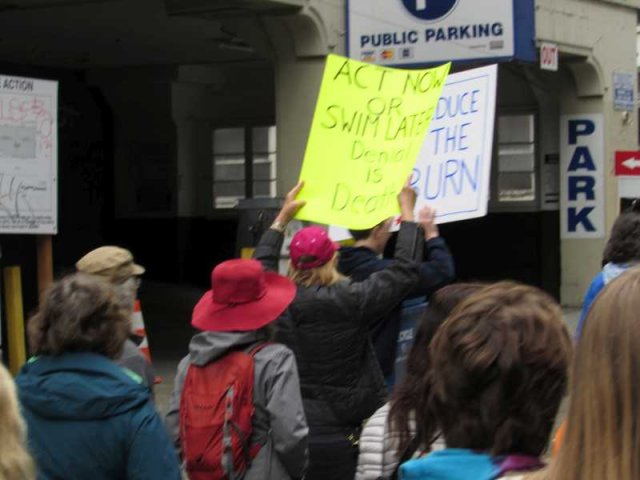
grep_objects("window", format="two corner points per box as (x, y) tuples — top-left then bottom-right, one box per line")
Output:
(496, 114), (536, 203)
(213, 126), (277, 209)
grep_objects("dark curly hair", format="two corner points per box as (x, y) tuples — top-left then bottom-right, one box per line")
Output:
(602, 200), (640, 265)
(428, 282), (572, 457)
(348, 219), (387, 241)
(388, 283), (485, 455)
(27, 273), (130, 359)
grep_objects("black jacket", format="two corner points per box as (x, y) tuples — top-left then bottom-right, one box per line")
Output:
(253, 222), (421, 432)
(338, 237), (455, 376)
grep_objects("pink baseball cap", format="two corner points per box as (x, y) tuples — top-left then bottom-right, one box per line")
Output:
(289, 226), (339, 270)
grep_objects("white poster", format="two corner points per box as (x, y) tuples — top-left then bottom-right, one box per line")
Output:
(0, 75), (58, 234)
(613, 72), (635, 111)
(560, 114), (605, 239)
(329, 65), (497, 240)
(348, 0), (516, 65)
(411, 64), (497, 223)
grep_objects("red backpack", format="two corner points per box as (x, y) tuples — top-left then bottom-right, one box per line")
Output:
(179, 344), (268, 480)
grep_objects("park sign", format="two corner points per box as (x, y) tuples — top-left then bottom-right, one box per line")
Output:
(560, 115), (605, 239)
(411, 64), (497, 223)
(296, 54), (450, 229)
(347, 0), (536, 66)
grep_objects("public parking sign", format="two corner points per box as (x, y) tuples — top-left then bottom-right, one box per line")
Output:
(615, 151), (640, 176)
(347, 0), (536, 66)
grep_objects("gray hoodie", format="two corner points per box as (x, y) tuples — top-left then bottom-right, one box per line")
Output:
(116, 338), (156, 398)
(165, 330), (309, 480)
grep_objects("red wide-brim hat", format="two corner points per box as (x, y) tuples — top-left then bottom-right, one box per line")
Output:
(192, 271), (296, 332)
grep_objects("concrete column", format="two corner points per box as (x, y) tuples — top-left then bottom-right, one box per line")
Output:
(558, 83), (607, 305)
(274, 58), (325, 193)
(261, 2), (345, 194)
(559, 64), (638, 304)
(175, 117), (213, 216)
(537, 0), (638, 306)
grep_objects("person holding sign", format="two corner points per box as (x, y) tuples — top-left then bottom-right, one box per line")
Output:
(338, 207), (455, 380)
(253, 182), (429, 480)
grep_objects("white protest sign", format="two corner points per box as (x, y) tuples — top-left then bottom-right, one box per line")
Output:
(410, 64), (497, 223)
(329, 65), (497, 241)
(0, 75), (58, 234)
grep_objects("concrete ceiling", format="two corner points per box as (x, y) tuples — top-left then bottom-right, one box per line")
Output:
(0, 0), (270, 68)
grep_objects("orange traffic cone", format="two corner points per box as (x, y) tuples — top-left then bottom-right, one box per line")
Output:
(132, 300), (162, 384)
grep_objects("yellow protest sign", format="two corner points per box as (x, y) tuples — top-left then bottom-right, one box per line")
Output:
(295, 54), (450, 229)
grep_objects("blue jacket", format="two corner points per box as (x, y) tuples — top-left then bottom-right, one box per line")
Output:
(576, 262), (633, 338)
(400, 449), (542, 480)
(338, 237), (455, 376)
(401, 449), (499, 480)
(16, 352), (181, 480)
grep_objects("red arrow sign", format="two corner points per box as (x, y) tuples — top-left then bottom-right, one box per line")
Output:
(615, 151), (640, 176)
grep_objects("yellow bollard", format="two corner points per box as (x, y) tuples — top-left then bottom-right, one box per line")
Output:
(4, 266), (26, 375)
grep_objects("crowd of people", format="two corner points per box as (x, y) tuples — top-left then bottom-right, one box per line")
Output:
(0, 186), (639, 480)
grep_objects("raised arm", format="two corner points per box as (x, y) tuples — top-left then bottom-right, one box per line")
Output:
(408, 206), (455, 298)
(345, 185), (423, 323)
(253, 183), (306, 272)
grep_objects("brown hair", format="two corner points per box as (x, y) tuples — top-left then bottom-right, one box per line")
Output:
(0, 363), (35, 480)
(601, 201), (640, 265)
(428, 282), (572, 457)
(542, 266), (640, 480)
(348, 219), (387, 241)
(388, 283), (486, 455)
(287, 253), (345, 287)
(27, 273), (130, 359)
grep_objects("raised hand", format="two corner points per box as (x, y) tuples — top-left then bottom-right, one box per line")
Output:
(275, 182), (306, 226)
(398, 177), (417, 222)
(418, 206), (439, 240)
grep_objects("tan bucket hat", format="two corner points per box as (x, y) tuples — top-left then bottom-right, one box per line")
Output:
(76, 246), (145, 283)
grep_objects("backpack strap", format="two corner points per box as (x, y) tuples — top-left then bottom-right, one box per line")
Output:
(244, 341), (273, 459)
(247, 342), (272, 357)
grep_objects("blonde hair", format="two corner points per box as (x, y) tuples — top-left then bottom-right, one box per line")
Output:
(542, 266), (640, 480)
(0, 363), (35, 480)
(287, 253), (345, 287)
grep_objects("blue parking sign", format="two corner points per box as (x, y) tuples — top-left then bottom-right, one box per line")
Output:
(401, 0), (460, 21)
